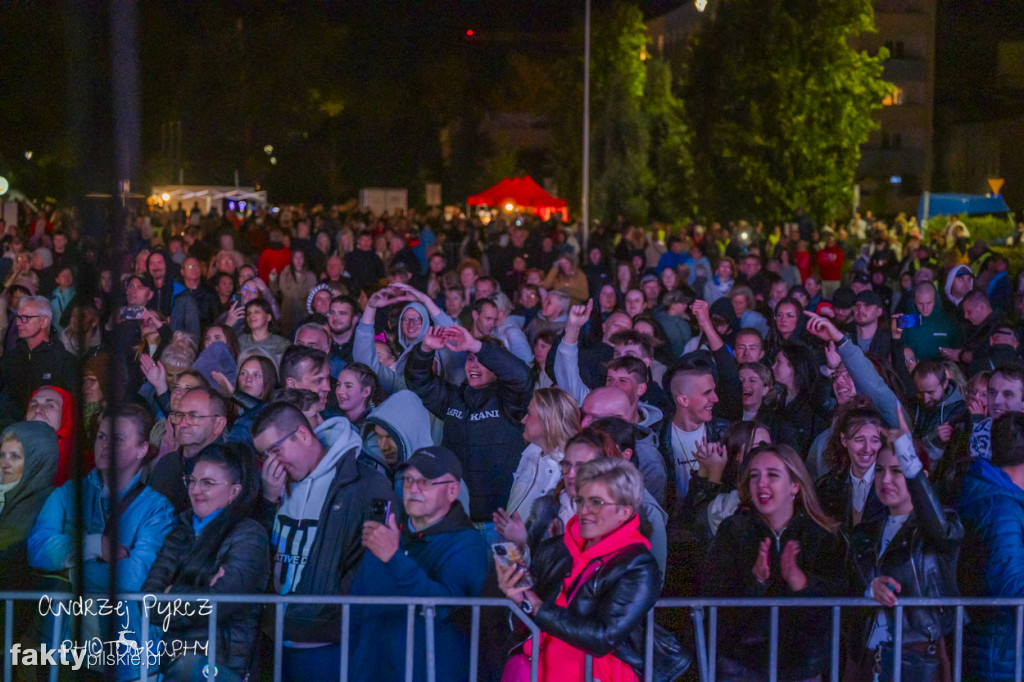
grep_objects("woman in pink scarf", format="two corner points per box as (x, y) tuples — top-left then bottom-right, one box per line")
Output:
(497, 457), (688, 682)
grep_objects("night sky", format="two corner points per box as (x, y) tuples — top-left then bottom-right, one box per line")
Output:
(0, 0), (1020, 204)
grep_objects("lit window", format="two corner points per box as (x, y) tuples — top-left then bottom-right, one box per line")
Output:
(882, 87), (904, 106)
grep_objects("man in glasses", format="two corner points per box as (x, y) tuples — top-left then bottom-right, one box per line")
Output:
(251, 402), (395, 682)
(349, 446), (487, 682)
(148, 387), (228, 512)
(0, 295), (78, 427)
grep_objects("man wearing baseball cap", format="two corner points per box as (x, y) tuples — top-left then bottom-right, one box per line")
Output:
(852, 289), (892, 359)
(349, 445), (488, 681)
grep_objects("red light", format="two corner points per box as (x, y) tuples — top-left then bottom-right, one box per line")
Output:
(466, 29), (474, 36)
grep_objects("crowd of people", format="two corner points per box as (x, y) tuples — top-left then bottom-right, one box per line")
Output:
(0, 201), (1023, 681)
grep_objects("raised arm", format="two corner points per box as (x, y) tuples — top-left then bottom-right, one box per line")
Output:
(553, 300), (593, 406)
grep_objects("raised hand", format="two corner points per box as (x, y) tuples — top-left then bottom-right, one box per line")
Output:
(804, 311), (842, 343)
(752, 537), (771, 583)
(139, 354), (168, 395)
(824, 341), (841, 370)
(420, 326), (449, 352)
(690, 299), (711, 328)
(225, 300), (244, 327)
(779, 540), (807, 591)
(567, 299), (593, 330)
(443, 325), (482, 353)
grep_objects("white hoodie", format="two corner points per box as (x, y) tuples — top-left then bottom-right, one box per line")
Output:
(271, 417), (362, 595)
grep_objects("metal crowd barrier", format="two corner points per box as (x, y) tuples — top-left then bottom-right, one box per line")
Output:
(3, 592), (1023, 682)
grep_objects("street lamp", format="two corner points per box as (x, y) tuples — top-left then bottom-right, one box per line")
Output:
(582, 0), (591, 249)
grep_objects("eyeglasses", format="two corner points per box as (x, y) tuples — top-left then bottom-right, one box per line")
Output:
(168, 411), (220, 425)
(259, 427), (299, 459)
(573, 496), (622, 512)
(559, 461), (587, 473)
(183, 476), (235, 494)
(400, 317), (423, 327)
(401, 476), (457, 489)
(15, 314), (43, 324)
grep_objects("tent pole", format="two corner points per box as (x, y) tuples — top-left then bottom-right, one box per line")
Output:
(581, 0), (591, 251)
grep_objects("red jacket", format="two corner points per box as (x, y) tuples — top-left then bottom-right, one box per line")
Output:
(816, 246), (844, 282)
(257, 247), (292, 283)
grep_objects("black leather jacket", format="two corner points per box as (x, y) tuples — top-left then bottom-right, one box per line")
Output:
(848, 472), (963, 646)
(533, 543), (690, 682)
(816, 467), (888, 532)
(702, 507), (847, 680)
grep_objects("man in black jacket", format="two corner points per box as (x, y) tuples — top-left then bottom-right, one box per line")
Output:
(343, 230), (385, 293)
(0, 296), (79, 427)
(252, 402), (397, 682)
(405, 325), (533, 534)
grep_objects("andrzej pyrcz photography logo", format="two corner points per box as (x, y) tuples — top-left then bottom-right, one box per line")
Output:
(9, 595), (211, 671)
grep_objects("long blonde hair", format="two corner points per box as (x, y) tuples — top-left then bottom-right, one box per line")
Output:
(530, 387), (580, 455)
(738, 444), (840, 533)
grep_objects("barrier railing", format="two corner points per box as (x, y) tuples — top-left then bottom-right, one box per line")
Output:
(3, 592), (1022, 682)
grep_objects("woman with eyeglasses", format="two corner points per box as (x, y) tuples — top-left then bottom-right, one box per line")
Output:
(702, 444), (844, 681)
(497, 457), (690, 682)
(143, 442), (270, 682)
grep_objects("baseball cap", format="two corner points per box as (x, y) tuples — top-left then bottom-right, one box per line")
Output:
(953, 265), (973, 278)
(831, 287), (857, 310)
(399, 446), (463, 481)
(851, 271), (871, 286)
(855, 290), (884, 308)
(640, 273), (659, 286)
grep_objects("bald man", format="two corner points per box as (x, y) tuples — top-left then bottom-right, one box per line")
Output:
(581, 386), (667, 504)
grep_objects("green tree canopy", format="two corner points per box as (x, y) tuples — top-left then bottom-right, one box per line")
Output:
(685, 0), (892, 225)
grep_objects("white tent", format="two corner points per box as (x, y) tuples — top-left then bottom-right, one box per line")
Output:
(151, 185), (269, 214)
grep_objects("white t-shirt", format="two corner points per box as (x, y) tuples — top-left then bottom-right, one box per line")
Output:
(670, 422), (706, 498)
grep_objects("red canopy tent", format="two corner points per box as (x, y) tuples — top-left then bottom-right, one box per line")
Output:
(467, 176), (569, 221)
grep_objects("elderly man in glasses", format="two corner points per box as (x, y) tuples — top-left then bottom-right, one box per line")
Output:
(348, 445), (488, 682)
(147, 387), (229, 512)
(0, 295), (78, 428)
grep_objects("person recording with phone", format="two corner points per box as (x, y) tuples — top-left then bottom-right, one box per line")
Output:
(348, 446), (488, 682)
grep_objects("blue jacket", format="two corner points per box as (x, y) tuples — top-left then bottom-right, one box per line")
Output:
(28, 469), (176, 591)
(348, 504), (488, 682)
(958, 457), (1024, 681)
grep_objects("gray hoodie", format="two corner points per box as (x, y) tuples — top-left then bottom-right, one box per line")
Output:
(271, 419), (363, 595)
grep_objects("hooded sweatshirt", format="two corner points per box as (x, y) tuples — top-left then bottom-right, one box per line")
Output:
(358, 390), (435, 477)
(944, 266), (970, 308)
(0, 421), (59, 589)
(352, 302), (455, 395)
(271, 423), (362, 595)
(29, 385), (86, 486)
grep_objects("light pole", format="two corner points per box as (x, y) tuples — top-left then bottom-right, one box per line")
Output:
(582, 0), (591, 250)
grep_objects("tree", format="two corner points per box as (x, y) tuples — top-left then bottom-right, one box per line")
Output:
(644, 58), (697, 223)
(685, 0), (892, 225)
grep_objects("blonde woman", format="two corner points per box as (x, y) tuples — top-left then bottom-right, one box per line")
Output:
(703, 444), (844, 680)
(494, 387), (579, 546)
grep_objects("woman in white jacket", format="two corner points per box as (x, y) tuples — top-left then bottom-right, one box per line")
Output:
(494, 387), (579, 545)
